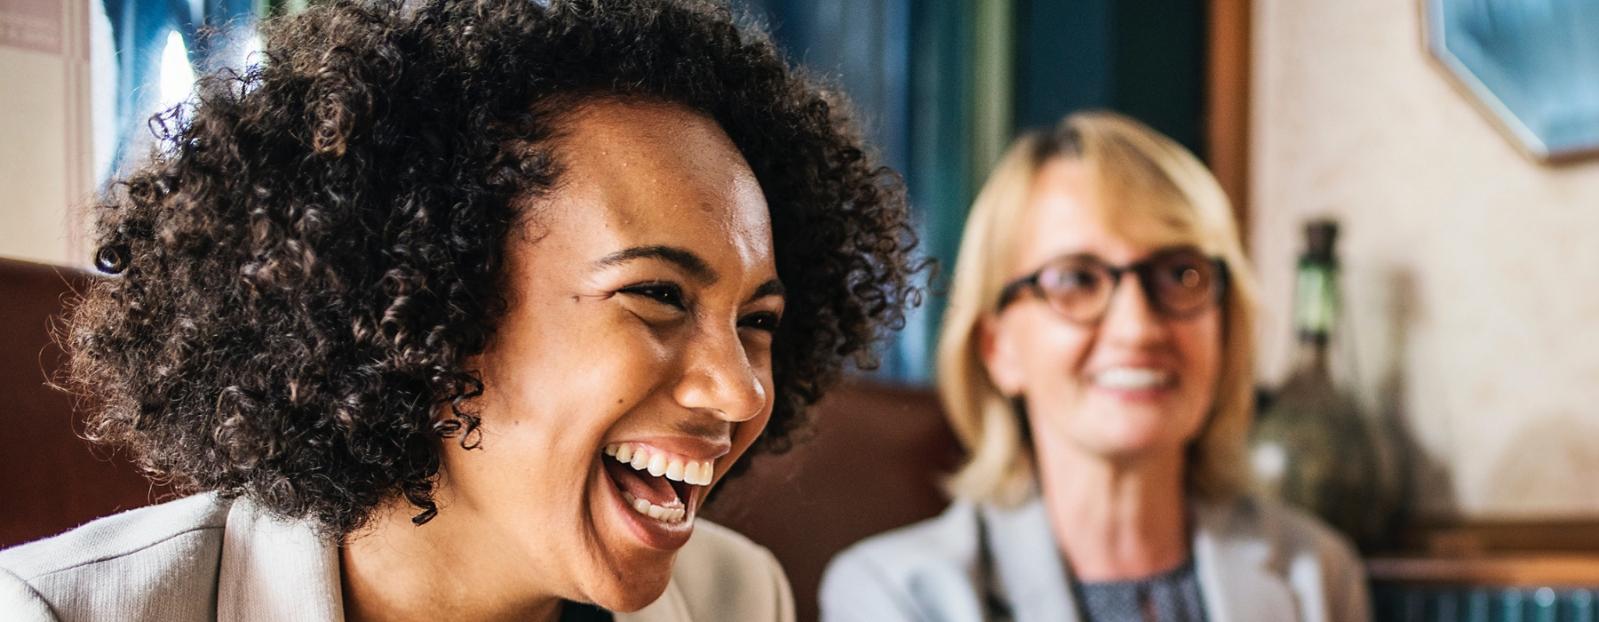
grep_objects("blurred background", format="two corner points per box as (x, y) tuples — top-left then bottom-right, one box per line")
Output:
(3, 0), (1599, 617)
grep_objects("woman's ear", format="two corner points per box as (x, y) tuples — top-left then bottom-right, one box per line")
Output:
(978, 315), (1024, 398)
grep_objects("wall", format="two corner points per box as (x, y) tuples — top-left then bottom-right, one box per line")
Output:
(1252, 0), (1599, 518)
(0, 0), (91, 267)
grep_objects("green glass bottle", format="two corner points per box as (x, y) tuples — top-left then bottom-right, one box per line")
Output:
(1249, 220), (1386, 549)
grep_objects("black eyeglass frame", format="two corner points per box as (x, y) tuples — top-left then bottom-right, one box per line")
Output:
(994, 248), (1231, 322)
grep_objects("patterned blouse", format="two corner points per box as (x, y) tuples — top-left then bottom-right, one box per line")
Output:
(1071, 558), (1208, 622)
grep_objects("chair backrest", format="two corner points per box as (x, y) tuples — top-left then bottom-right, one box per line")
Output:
(0, 257), (962, 621)
(0, 257), (169, 548)
(705, 381), (960, 622)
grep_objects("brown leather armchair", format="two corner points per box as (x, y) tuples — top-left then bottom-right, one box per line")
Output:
(0, 257), (169, 548)
(0, 255), (959, 621)
(706, 382), (960, 621)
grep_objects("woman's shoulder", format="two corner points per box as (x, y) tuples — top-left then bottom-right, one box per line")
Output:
(642, 519), (794, 622)
(0, 493), (232, 580)
(818, 502), (991, 620)
(827, 501), (983, 575)
(1201, 495), (1363, 568)
(0, 493), (234, 621)
(672, 519), (785, 582)
(1196, 494), (1370, 621)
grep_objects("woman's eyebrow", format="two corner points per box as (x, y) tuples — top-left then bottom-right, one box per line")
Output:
(594, 245), (717, 283)
(747, 279), (785, 303)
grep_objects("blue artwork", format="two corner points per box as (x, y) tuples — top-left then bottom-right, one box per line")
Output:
(100, 0), (257, 179)
(1427, 0), (1599, 161)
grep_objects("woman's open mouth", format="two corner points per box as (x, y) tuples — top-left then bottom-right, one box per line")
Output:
(600, 443), (713, 526)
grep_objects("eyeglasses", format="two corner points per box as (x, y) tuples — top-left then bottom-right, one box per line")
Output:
(995, 247), (1229, 323)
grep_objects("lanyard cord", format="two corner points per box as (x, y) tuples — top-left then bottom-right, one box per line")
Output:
(975, 511), (1015, 621)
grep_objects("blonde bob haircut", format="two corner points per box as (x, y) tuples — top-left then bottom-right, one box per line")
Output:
(937, 111), (1259, 507)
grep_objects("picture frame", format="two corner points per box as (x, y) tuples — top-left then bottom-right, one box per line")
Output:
(1423, 0), (1599, 163)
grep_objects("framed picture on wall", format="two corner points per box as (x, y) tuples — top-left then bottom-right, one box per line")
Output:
(1424, 0), (1599, 163)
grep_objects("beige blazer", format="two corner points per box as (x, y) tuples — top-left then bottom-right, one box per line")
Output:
(820, 495), (1370, 622)
(0, 493), (794, 621)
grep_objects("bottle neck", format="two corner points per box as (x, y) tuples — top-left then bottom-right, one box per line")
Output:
(1292, 259), (1338, 371)
(1291, 333), (1329, 375)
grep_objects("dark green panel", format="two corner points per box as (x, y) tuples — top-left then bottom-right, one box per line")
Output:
(1111, 0), (1207, 155)
(1012, 0), (1206, 158)
(1013, 0), (1112, 134)
(891, 0), (975, 382)
(736, 0), (944, 382)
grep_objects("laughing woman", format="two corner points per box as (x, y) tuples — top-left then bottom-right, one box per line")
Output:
(0, 1), (918, 620)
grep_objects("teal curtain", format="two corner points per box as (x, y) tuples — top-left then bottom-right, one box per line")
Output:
(738, 0), (1211, 385)
(738, 0), (1002, 385)
(101, 0), (258, 181)
(1012, 0), (1206, 154)
(102, 0), (1207, 384)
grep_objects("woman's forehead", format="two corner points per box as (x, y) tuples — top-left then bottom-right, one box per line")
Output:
(1016, 159), (1203, 264)
(557, 101), (750, 182)
(517, 101), (774, 272)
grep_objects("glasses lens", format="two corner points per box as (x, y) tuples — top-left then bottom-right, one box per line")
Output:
(1145, 250), (1220, 315)
(1037, 257), (1114, 321)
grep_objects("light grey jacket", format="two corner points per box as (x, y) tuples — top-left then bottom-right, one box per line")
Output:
(0, 493), (794, 621)
(820, 496), (1370, 622)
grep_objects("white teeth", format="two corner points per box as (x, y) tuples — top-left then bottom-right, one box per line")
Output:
(1094, 367), (1172, 390)
(603, 442), (716, 486)
(622, 491), (688, 523)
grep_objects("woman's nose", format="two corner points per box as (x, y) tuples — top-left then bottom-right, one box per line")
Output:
(1098, 273), (1169, 343)
(672, 325), (767, 422)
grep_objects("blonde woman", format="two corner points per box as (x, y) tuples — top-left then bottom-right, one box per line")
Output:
(820, 112), (1368, 621)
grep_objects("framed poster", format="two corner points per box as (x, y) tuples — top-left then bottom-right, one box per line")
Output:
(1424, 0), (1599, 163)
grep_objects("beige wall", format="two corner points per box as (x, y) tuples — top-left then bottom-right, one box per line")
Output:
(1252, 0), (1599, 518)
(0, 0), (91, 267)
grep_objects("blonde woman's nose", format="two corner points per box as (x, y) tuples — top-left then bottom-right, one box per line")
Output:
(1098, 273), (1169, 343)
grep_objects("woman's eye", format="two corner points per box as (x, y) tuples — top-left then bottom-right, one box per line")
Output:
(1161, 263), (1206, 289)
(1048, 267), (1102, 292)
(739, 311), (782, 333)
(620, 282), (686, 309)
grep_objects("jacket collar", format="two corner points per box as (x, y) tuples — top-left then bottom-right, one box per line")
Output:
(217, 496), (345, 622)
(980, 499), (1078, 621)
(981, 496), (1299, 622)
(1190, 499), (1301, 621)
(213, 496), (696, 622)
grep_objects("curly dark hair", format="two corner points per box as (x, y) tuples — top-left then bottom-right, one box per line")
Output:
(68, 0), (921, 536)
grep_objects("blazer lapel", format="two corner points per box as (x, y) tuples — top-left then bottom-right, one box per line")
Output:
(217, 497), (345, 622)
(212, 495), (695, 622)
(982, 498), (1080, 622)
(1192, 500), (1299, 622)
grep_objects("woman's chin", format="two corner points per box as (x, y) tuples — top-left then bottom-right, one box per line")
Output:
(573, 526), (679, 613)
(1077, 423), (1188, 463)
(577, 463), (685, 612)
(1073, 404), (1203, 459)
(582, 570), (675, 613)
